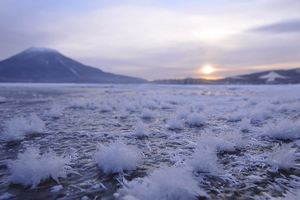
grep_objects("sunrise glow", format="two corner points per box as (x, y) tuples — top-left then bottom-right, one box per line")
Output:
(201, 65), (215, 75)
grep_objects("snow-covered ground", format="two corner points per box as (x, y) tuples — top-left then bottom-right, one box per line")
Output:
(0, 84), (299, 199)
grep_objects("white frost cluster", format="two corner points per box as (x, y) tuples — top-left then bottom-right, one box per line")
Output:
(132, 122), (148, 138)
(99, 103), (113, 113)
(69, 98), (98, 109)
(46, 103), (64, 118)
(218, 131), (245, 151)
(186, 113), (205, 127)
(94, 142), (141, 174)
(198, 134), (236, 153)
(119, 167), (203, 200)
(140, 109), (154, 120)
(176, 107), (190, 120)
(263, 119), (300, 140)
(7, 147), (71, 188)
(240, 118), (252, 132)
(0, 96), (7, 103)
(166, 117), (184, 130)
(141, 99), (159, 110)
(1, 114), (45, 141)
(265, 145), (298, 172)
(188, 143), (223, 174)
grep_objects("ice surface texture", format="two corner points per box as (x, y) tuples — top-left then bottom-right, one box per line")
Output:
(0, 84), (299, 199)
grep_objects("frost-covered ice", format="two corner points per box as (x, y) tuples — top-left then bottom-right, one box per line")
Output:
(186, 113), (205, 127)
(7, 147), (71, 188)
(94, 142), (141, 174)
(265, 145), (299, 172)
(46, 103), (64, 118)
(0, 193), (14, 200)
(99, 103), (113, 113)
(166, 117), (184, 130)
(197, 133), (239, 153)
(240, 117), (252, 132)
(1, 113), (45, 141)
(188, 143), (223, 174)
(0, 96), (7, 103)
(50, 185), (63, 193)
(263, 119), (300, 140)
(69, 98), (98, 109)
(131, 122), (148, 138)
(0, 84), (299, 199)
(140, 109), (154, 120)
(176, 106), (189, 119)
(118, 167), (204, 200)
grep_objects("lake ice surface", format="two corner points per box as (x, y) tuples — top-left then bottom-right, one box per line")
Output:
(0, 84), (299, 200)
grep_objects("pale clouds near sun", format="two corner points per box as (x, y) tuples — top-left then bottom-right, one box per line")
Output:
(0, 0), (300, 79)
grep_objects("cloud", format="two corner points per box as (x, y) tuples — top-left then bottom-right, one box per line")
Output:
(252, 19), (300, 34)
(0, 0), (300, 79)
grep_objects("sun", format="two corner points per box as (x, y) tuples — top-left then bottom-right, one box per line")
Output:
(201, 65), (215, 75)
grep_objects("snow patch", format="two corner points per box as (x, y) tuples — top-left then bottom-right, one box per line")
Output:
(25, 47), (59, 53)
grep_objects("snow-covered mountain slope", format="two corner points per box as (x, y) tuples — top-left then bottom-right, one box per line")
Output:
(0, 47), (146, 83)
(259, 72), (287, 82)
(223, 68), (300, 84)
(153, 68), (300, 85)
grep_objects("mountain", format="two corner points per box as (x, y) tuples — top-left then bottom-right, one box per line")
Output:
(0, 47), (146, 83)
(222, 68), (300, 84)
(152, 78), (215, 85)
(153, 68), (300, 85)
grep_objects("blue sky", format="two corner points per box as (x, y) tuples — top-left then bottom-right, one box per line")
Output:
(0, 0), (299, 79)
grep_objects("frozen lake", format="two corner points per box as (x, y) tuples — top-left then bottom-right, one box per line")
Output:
(0, 84), (299, 200)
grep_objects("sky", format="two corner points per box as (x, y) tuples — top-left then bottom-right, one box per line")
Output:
(0, 0), (299, 80)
